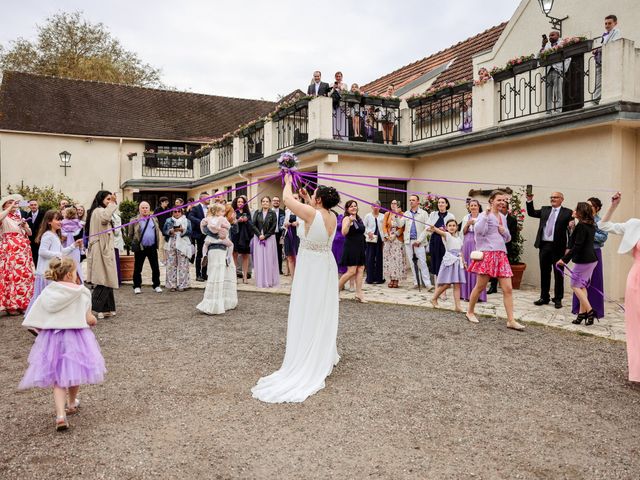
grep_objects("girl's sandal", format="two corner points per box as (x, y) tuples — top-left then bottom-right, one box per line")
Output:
(55, 415), (69, 431)
(65, 398), (80, 415)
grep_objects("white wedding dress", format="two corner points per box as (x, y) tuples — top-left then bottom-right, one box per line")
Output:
(252, 210), (340, 403)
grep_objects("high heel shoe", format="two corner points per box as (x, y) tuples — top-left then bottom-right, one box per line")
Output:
(585, 309), (599, 326)
(572, 311), (587, 325)
(354, 295), (368, 303)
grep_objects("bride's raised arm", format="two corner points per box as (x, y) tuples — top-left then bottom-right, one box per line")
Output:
(283, 174), (317, 224)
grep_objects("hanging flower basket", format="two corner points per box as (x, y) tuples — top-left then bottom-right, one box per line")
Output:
(562, 39), (593, 58)
(452, 81), (473, 94)
(539, 51), (564, 66)
(512, 59), (539, 74)
(491, 69), (514, 82)
(381, 97), (401, 108)
(365, 96), (384, 106)
(342, 93), (362, 104)
(407, 97), (422, 109)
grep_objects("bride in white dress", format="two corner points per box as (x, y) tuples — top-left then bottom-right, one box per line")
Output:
(252, 174), (341, 403)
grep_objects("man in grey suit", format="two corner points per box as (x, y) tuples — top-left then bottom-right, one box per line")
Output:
(307, 71), (330, 97)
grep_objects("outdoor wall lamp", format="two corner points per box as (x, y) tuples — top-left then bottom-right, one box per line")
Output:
(537, 0), (568, 36)
(59, 150), (71, 176)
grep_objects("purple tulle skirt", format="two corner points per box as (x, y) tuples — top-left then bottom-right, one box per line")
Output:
(25, 274), (50, 315)
(19, 328), (106, 389)
(436, 250), (467, 285)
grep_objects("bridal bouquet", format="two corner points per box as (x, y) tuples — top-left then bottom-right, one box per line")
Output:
(277, 151), (301, 188)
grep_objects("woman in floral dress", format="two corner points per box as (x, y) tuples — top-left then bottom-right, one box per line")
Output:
(0, 194), (35, 315)
(382, 199), (406, 288)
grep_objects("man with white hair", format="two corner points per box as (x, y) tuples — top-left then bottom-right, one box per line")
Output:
(128, 201), (163, 294)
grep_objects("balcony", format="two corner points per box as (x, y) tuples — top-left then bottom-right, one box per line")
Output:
(408, 83), (472, 142)
(495, 39), (599, 122)
(142, 152), (194, 178)
(123, 37), (638, 184)
(273, 98), (309, 150)
(333, 94), (401, 144)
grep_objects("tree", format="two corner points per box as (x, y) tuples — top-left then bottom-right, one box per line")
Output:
(0, 11), (163, 87)
(7, 184), (75, 214)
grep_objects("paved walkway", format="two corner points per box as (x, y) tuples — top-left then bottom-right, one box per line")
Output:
(132, 262), (626, 342)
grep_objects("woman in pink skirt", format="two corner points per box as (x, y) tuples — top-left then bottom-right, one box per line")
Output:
(251, 196), (280, 288)
(599, 192), (640, 383)
(465, 190), (525, 331)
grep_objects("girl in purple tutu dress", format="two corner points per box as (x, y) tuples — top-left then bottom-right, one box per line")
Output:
(27, 210), (82, 316)
(430, 220), (466, 312)
(19, 257), (106, 431)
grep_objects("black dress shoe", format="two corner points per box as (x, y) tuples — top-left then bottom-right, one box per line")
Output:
(533, 298), (550, 306)
(196, 276), (205, 282)
(554, 300), (563, 309)
(487, 285), (498, 295)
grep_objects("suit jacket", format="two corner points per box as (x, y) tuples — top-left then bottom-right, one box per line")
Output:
(274, 207), (286, 234)
(397, 208), (430, 245)
(505, 213), (518, 258)
(307, 81), (330, 96)
(22, 209), (45, 244)
(251, 209), (277, 239)
(187, 204), (208, 240)
(526, 201), (573, 252)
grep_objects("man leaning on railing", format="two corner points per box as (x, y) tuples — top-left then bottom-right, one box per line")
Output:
(540, 31), (570, 114)
(594, 14), (622, 104)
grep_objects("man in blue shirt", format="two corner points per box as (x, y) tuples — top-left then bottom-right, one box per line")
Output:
(128, 201), (163, 294)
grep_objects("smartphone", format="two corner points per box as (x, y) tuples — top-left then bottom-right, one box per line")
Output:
(18, 200), (29, 207)
(526, 184), (533, 196)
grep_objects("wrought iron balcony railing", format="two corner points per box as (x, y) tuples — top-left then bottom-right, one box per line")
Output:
(408, 84), (473, 142)
(333, 94), (401, 144)
(274, 99), (309, 151)
(497, 39), (601, 122)
(218, 142), (233, 171)
(142, 152), (194, 178)
(241, 122), (265, 163)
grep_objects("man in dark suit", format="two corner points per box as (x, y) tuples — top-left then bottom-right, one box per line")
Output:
(21, 199), (44, 267)
(307, 71), (330, 97)
(526, 191), (573, 308)
(488, 201), (519, 294)
(187, 191), (210, 281)
(272, 196), (286, 274)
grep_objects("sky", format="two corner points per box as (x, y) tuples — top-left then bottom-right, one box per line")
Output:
(1, 0), (520, 101)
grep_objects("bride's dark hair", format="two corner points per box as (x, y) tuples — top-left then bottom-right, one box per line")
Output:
(314, 185), (340, 209)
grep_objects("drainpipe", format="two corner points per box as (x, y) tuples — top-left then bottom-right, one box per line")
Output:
(118, 138), (123, 197)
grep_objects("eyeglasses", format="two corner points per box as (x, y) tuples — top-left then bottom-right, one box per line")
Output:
(550, 196), (562, 199)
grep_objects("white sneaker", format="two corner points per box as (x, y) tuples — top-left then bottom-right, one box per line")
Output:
(97, 312), (105, 319)
(154, 287), (163, 293)
(134, 288), (142, 294)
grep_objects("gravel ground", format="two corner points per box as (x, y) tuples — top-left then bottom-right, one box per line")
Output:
(1, 289), (639, 479)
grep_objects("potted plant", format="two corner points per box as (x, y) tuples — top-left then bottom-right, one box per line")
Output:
(381, 97), (401, 108)
(118, 198), (139, 281)
(490, 65), (514, 82)
(509, 54), (538, 74)
(452, 80), (473, 94)
(560, 36), (592, 58)
(507, 188), (527, 289)
(342, 91), (362, 104)
(406, 96), (423, 109)
(364, 95), (384, 106)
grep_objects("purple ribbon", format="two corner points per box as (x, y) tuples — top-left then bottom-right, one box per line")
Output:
(301, 175), (434, 228)
(86, 173), (280, 240)
(555, 264), (624, 312)
(303, 172), (468, 202)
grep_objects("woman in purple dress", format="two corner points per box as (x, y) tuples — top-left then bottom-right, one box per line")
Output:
(572, 197), (607, 319)
(460, 199), (486, 302)
(251, 197), (280, 288)
(332, 212), (348, 276)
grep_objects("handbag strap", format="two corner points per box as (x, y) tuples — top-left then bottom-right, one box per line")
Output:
(139, 216), (151, 241)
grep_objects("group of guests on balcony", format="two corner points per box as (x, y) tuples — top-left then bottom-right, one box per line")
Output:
(307, 71), (398, 144)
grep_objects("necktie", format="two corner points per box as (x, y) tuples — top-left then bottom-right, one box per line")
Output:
(410, 211), (418, 240)
(545, 208), (557, 239)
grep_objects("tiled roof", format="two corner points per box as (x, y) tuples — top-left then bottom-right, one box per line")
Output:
(362, 23), (507, 95)
(277, 89), (307, 105)
(0, 71), (276, 142)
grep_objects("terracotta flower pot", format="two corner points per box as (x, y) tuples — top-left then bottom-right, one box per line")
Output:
(119, 254), (135, 282)
(510, 263), (527, 289)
